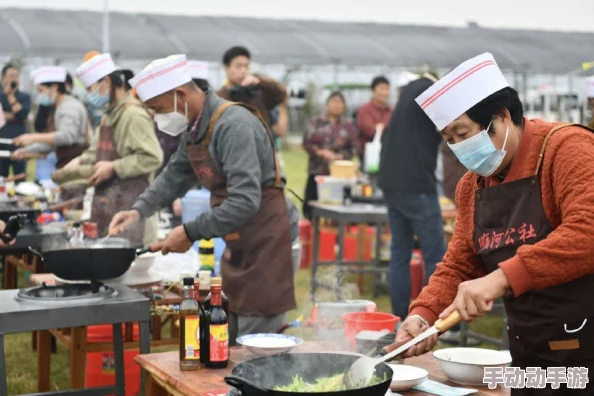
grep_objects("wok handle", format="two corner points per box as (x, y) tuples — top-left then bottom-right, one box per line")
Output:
(135, 247), (153, 257)
(28, 246), (44, 262)
(224, 376), (269, 394)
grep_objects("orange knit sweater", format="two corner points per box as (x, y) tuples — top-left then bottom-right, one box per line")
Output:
(410, 118), (594, 324)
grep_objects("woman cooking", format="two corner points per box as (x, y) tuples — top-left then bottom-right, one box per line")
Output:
(302, 91), (358, 219)
(385, 53), (594, 395)
(63, 53), (163, 247)
(12, 66), (90, 167)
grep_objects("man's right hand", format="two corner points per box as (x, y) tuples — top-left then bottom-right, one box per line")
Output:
(109, 210), (141, 234)
(382, 315), (439, 359)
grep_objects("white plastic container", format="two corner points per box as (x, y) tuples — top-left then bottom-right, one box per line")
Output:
(315, 176), (355, 204)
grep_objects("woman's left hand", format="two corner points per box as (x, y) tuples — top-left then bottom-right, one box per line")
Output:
(440, 269), (510, 322)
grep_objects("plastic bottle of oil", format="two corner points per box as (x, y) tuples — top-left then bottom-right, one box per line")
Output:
(205, 277), (229, 368)
(179, 277), (201, 371)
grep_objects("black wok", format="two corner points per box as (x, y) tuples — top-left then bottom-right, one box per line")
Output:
(29, 246), (151, 281)
(225, 353), (392, 396)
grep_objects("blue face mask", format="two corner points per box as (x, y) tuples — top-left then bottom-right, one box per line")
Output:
(87, 89), (110, 109)
(447, 120), (509, 177)
(37, 93), (55, 107)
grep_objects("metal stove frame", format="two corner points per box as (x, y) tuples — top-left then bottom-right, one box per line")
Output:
(0, 283), (151, 396)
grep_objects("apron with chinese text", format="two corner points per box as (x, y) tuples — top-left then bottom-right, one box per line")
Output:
(473, 124), (594, 395)
(185, 102), (295, 321)
(90, 107), (148, 247)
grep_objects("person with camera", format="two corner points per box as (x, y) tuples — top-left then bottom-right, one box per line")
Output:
(217, 46), (286, 128)
(0, 63), (31, 177)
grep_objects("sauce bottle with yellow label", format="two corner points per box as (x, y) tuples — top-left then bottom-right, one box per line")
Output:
(205, 277), (229, 368)
(179, 277), (201, 371)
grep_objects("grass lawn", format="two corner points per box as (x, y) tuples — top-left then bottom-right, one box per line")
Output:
(3, 146), (503, 394)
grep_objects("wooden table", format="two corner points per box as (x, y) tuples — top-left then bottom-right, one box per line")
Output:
(135, 343), (509, 396)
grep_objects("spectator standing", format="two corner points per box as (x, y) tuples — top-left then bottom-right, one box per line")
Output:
(217, 46), (286, 128)
(302, 91), (358, 219)
(356, 76), (392, 166)
(0, 63), (31, 177)
(378, 73), (446, 321)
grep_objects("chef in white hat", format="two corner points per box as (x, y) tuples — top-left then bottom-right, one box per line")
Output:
(55, 52), (162, 247)
(383, 53), (594, 394)
(12, 66), (90, 167)
(586, 76), (594, 129)
(109, 54), (299, 344)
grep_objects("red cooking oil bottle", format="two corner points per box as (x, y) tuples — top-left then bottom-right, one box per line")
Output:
(179, 277), (201, 371)
(205, 277), (229, 368)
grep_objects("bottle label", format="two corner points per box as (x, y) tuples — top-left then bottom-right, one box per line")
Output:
(209, 324), (229, 362)
(184, 315), (200, 360)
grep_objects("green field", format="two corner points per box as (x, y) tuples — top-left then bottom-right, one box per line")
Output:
(3, 146), (502, 394)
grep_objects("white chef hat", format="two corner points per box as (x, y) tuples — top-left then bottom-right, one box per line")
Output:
(187, 60), (209, 80)
(397, 71), (418, 88)
(75, 53), (117, 88)
(415, 53), (509, 130)
(129, 54), (191, 102)
(31, 66), (68, 85)
(586, 76), (594, 98)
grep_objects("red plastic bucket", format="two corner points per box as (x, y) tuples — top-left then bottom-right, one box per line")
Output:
(343, 312), (400, 346)
(85, 324), (140, 396)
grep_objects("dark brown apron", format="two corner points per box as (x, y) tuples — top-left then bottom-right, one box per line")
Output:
(473, 124), (594, 395)
(90, 106), (149, 247)
(185, 101), (295, 319)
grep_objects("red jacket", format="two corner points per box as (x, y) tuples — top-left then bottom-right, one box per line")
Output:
(356, 101), (392, 156)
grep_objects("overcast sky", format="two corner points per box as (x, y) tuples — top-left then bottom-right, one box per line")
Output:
(4, 0), (594, 32)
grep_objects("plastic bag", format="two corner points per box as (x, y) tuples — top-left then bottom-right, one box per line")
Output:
(364, 124), (383, 174)
(150, 248), (200, 283)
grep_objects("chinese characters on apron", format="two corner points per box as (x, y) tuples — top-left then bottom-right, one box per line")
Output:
(473, 124), (594, 395)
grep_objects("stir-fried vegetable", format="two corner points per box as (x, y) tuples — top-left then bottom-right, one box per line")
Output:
(274, 373), (386, 392)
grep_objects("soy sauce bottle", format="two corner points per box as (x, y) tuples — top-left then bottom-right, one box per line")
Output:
(205, 277), (229, 368)
(203, 279), (229, 317)
(179, 277), (201, 371)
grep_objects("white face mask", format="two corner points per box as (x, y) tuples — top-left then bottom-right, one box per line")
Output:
(154, 92), (188, 136)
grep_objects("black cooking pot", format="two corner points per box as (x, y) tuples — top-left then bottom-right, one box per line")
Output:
(225, 353), (392, 396)
(29, 246), (152, 281)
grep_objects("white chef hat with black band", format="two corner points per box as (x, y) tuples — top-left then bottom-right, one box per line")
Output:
(415, 52), (509, 131)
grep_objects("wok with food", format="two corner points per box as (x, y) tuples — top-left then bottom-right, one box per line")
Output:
(225, 353), (392, 396)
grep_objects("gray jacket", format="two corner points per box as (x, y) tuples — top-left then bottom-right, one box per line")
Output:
(133, 90), (300, 242)
(25, 95), (89, 154)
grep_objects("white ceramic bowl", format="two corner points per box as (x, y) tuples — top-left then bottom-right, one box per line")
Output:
(132, 252), (160, 272)
(433, 348), (512, 386)
(236, 334), (303, 356)
(387, 364), (428, 391)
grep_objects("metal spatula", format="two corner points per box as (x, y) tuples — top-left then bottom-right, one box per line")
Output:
(343, 310), (462, 389)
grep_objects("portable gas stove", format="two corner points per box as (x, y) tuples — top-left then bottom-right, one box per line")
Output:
(0, 281), (151, 396)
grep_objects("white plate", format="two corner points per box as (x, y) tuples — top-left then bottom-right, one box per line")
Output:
(237, 333), (303, 356)
(433, 348), (512, 386)
(15, 182), (43, 197)
(387, 364), (428, 391)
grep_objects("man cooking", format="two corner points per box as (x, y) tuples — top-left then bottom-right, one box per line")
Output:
(384, 53), (594, 395)
(110, 55), (298, 344)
